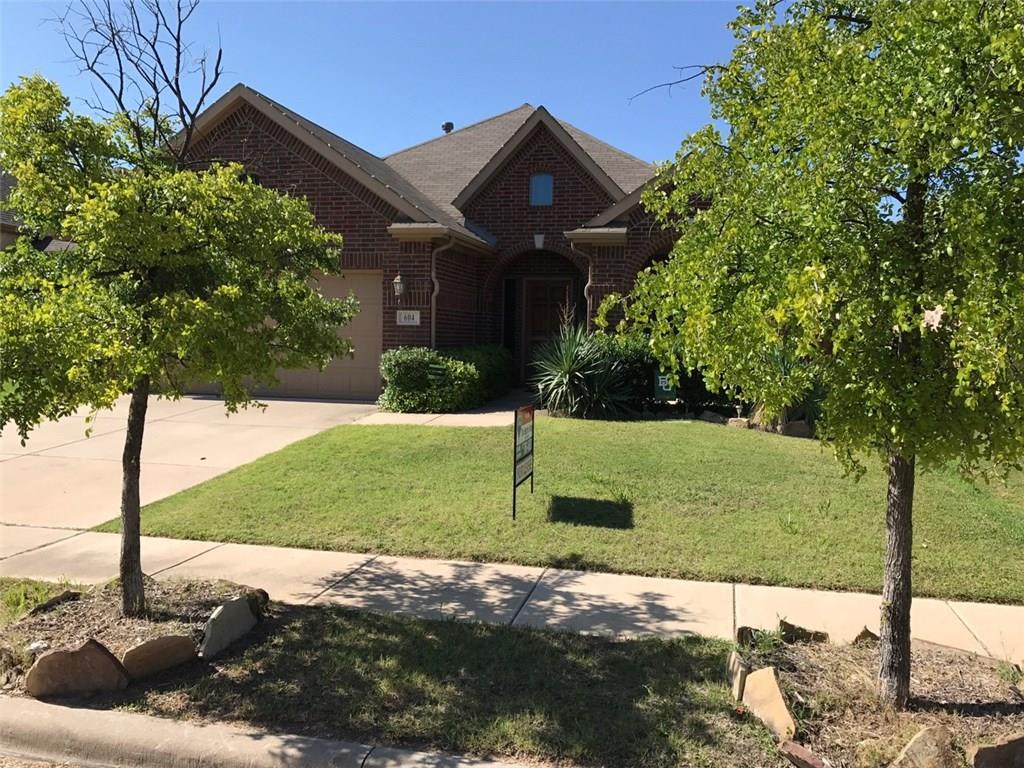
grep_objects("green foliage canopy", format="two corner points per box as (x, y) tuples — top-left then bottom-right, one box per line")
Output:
(0, 75), (358, 437)
(626, 0), (1024, 474)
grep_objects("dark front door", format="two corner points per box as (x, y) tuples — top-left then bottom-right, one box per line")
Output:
(523, 278), (571, 376)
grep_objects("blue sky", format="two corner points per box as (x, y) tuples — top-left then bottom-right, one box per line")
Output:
(1, 1), (741, 163)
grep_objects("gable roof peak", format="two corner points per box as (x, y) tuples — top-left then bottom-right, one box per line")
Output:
(383, 103), (535, 159)
(189, 82), (488, 245)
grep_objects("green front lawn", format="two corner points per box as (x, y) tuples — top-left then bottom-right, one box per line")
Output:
(104, 418), (1024, 603)
(122, 605), (781, 768)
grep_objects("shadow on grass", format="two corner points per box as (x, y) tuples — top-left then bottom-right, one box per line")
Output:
(547, 496), (634, 529)
(106, 602), (770, 767)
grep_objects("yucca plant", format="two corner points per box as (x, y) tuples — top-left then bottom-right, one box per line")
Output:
(532, 323), (633, 418)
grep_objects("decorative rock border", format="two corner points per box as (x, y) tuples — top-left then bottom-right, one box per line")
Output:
(122, 635), (197, 680)
(729, 620), (1023, 768)
(966, 733), (1024, 767)
(22, 589), (266, 699)
(25, 639), (128, 698)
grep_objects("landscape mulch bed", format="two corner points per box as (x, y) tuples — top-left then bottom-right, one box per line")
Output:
(750, 638), (1024, 767)
(0, 577), (253, 692)
(3, 578), (1021, 768)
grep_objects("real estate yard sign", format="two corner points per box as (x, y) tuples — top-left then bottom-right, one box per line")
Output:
(512, 405), (534, 519)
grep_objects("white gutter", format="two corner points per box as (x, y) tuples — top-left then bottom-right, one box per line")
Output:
(430, 235), (455, 348)
(567, 239), (594, 331)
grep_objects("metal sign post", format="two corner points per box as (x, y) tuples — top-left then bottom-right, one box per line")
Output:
(512, 405), (535, 520)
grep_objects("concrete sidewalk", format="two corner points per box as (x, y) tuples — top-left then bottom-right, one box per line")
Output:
(1, 525), (1021, 664)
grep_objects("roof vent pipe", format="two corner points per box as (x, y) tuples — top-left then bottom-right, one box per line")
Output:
(441, 121), (454, 134)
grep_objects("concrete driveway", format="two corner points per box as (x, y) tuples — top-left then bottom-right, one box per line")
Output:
(1, 396), (376, 530)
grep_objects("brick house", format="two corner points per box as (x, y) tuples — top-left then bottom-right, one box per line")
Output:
(188, 84), (673, 399)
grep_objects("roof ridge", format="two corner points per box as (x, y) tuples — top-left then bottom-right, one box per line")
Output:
(384, 103), (535, 159)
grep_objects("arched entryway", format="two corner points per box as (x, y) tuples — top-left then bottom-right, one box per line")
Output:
(487, 249), (587, 382)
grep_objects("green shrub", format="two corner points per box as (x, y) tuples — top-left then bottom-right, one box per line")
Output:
(378, 347), (480, 413)
(593, 332), (656, 412)
(444, 345), (513, 400)
(532, 324), (634, 419)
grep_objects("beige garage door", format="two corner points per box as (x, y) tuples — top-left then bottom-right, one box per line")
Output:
(258, 270), (383, 400)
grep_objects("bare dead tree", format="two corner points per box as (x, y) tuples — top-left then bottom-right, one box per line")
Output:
(56, 0), (223, 170)
(53, 0), (223, 616)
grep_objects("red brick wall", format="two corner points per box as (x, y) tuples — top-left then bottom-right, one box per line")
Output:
(435, 249), (494, 347)
(459, 122), (672, 327)
(383, 240), (433, 348)
(188, 101), (674, 355)
(463, 123), (614, 267)
(189, 104), (400, 273)
(188, 102), (440, 349)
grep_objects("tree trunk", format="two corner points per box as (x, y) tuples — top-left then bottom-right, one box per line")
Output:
(120, 375), (150, 616)
(879, 451), (915, 708)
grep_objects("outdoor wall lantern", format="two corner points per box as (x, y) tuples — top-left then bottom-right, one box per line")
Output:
(392, 273), (405, 299)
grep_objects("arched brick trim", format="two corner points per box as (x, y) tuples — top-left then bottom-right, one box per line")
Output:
(626, 230), (677, 278)
(481, 239), (589, 299)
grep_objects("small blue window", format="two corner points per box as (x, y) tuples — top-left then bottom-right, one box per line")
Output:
(530, 173), (553, 206)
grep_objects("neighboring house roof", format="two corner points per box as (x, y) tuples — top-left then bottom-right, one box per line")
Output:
(1, 172), (77, 251)
(1, 171), (19, 232)
(385, 104), (655, 222)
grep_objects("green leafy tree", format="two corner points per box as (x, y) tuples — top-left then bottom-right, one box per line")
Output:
(624, 0), (1024, 707)
(0, 73), (357, 615)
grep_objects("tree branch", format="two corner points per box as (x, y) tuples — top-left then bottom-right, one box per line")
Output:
(629, 65), (724, 103)
(55, 0), (223, 170)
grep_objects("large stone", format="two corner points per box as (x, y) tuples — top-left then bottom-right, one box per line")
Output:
(742, 666), (796, 741)
(27, 589), (81, 616)
(736, 625), (757, 646)
(727, 417), (751, 429)
(25, 639), (129, 698)
(779, 619), (829, 644)
(198, 596), (258, 660)
(727, 650), (750, 701)
(781, 420), (813, 438)
(780, 740), (831, 768)
(121, 635), (197, 680)
(245, 588), (270, 619)
(699, 410), (726, 425)
(891, 726), (956, 768)
(852, 626), (879, 645)
(967, 733), (1024, 768)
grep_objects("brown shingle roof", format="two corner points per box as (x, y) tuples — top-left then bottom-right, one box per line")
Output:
(560, 122), (656, 197)
(385, 105), (655, 223)
(243, 87), (489, 244)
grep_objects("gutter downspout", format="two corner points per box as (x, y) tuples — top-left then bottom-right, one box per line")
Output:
(568, 241), (593, 331)
(430, 235), (455, 348)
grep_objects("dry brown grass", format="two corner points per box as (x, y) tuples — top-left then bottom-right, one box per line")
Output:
(750, 637), (1023, 767)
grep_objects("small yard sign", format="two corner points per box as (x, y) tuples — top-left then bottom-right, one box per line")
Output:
(396, 309), (421, 326)
(653, 370), (676, 401)
(512, 404), (535, 519)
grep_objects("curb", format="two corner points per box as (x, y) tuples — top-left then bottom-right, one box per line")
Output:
(0, 697), (522, 768)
